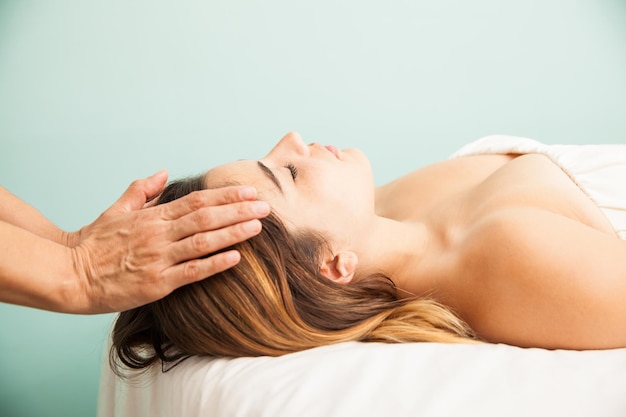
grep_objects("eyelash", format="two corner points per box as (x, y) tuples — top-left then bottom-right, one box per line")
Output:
(286, 163), (298, 180)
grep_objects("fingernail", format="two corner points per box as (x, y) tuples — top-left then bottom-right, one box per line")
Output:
(225, 251), (240, 264)
(239, 187), (257, 200)
(243, 219), (262, 233)
(253, 201), (270, 215)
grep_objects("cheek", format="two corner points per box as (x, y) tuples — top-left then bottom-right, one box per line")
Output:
(306, 168), (371, 211)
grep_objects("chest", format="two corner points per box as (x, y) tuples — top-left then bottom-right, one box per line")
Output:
(377, 153), (615, 237)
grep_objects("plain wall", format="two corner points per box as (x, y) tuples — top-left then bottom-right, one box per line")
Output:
(1, 1), (625, 416)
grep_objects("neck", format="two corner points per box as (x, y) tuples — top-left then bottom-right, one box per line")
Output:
(357, 216), (433, 296)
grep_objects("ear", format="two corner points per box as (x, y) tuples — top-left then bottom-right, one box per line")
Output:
(319, 251), (359, 285)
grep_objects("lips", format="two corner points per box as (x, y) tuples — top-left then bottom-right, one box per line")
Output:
(324, 145), (341, 159)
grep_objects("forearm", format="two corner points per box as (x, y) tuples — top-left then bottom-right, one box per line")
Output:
(0, 220), (83, 313)
(0, 186), (70, 245)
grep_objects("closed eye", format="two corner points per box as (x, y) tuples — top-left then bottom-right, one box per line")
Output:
(286, 163), (298, 180)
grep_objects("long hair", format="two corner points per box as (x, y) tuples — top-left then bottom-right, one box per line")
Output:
(111, 175), (477, 374)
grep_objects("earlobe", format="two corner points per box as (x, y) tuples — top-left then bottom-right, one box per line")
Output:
(319, 251), (359, 285)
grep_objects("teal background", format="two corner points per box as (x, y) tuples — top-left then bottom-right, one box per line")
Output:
(1, 1), (625, 416)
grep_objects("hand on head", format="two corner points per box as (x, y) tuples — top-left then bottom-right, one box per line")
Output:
(69, 170), (270, 313)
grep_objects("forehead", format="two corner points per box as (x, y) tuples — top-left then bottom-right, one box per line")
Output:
(204, 160), (281, 199)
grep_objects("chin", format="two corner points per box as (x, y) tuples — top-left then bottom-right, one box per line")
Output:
(345, 148), (371, 169)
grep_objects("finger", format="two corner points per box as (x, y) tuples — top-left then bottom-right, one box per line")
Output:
(113, 170), (169, 213)
(142, 170), (169, 202)
(158, 186), (259, 220)
(168, 219), (263, 264)
(163, 250), (242, 287)
(142, 198), (160, 209)
(169, 200), (270, 241)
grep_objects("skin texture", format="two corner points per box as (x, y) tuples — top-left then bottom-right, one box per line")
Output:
(205, 134), (375, 244)
(0, 170), (270, 314)
(205, 132), (626, 349)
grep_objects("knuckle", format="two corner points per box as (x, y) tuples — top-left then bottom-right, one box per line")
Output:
(182, 260), (200, 280)
(191, 233), (211, 253)
(234, 223), (251, 238)
(195, 209), (214, 227)
(235, 203), (250, 218)
(186, 191), (206, 210)
(219, 186), (239, 200)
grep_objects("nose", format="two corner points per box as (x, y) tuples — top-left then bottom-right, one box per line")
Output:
(273, 131), (309, 157)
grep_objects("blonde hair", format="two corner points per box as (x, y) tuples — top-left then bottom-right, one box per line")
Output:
(111, 176), (477, 373)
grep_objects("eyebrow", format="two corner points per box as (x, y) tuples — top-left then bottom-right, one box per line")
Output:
(257, 161), (283, 194)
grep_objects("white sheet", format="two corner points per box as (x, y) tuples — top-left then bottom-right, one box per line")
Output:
(98, 341), (626, 417)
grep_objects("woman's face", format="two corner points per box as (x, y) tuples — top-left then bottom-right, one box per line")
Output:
(205, 132), (376, 246)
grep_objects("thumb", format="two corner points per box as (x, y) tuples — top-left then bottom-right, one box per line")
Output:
(114, 170), (169, 213)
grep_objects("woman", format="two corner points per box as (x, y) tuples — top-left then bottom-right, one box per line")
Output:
(112, 132), (626, 373)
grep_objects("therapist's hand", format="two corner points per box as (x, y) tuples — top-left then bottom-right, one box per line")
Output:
(68, 171), (270, 314)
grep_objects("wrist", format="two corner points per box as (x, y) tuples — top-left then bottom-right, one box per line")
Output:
(64, 245), (94, 313)
(63, 229), (83, 248)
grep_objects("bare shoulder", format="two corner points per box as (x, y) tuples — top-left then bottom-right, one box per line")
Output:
(450, 208), (626, 349)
